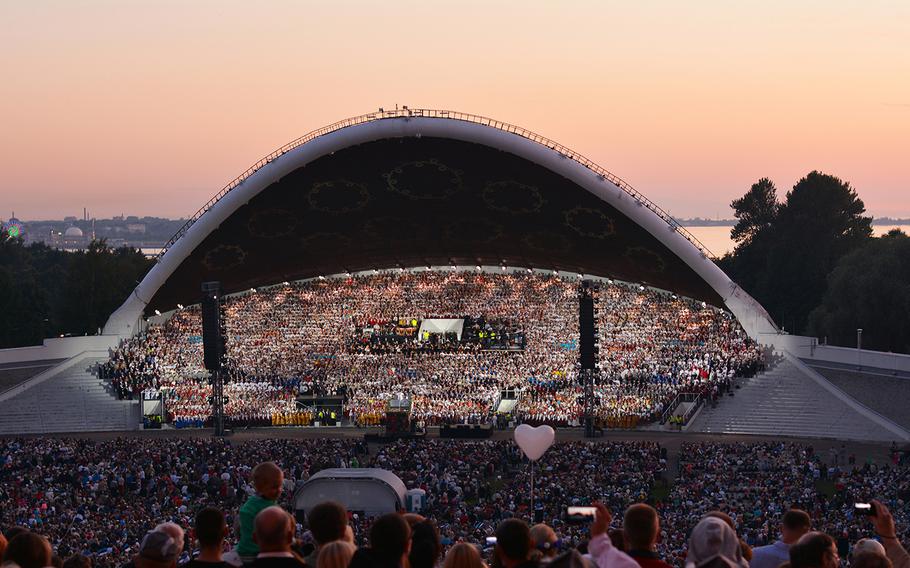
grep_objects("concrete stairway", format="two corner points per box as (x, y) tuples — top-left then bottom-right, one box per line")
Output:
(689, 357), (909, 442)
(0, 356), (138, 434)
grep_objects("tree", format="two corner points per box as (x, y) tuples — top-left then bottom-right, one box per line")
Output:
(808, 230), (910, 352)
(0, 238), (153, 348)
(730, 177), (779, 247)
(59, 240), (152, 336)
(721, 171), (873, 335)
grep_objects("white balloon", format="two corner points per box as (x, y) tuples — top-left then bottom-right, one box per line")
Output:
(514, 424), (555, 461)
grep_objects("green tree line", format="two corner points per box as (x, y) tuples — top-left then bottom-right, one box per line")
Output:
(719, 171), (910, 353)
(0, 238), (152, 348)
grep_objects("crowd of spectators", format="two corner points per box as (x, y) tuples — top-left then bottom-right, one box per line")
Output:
(2, 436), (909, 568)
(101, 271), (763, 428)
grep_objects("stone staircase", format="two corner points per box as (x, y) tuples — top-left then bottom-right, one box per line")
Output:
(0, 356), (138, 434)
(689, 357), (909, 442)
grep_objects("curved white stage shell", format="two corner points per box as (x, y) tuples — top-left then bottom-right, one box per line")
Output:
(104, 109), (778, 340)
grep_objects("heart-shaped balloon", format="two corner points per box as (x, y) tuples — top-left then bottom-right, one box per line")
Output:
(514, 424), (555, 461)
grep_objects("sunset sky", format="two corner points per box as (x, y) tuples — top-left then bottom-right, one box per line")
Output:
(2, 0), (908, 220)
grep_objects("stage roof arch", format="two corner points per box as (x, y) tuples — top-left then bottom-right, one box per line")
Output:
(104, 108), (777, 339)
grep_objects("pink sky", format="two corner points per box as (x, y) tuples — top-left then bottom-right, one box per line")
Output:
(2, 0), (909, 220)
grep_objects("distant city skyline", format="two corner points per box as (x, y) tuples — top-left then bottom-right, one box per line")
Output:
(2, 0), (909, 220)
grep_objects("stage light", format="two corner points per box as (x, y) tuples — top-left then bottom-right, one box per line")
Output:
(154, 310), (161, 316)
(250, 288), (257, 293)
(177, 304), (184, 310)
(476, 265), (482, 271)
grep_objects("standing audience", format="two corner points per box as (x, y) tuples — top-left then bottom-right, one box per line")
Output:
(751, 509), (811, 568)
(251, 507), (305, 568)
(622, 504), (671, 568)
(184, 508), (228, 568)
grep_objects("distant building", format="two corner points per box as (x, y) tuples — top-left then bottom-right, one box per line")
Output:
(61, 225), (86, 249)
(126, 223), (146, 234)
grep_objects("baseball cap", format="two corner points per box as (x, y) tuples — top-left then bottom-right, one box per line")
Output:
(139, 530), (180, 563)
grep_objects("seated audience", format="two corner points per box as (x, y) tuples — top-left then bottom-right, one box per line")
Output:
(102, 271), (762, 428)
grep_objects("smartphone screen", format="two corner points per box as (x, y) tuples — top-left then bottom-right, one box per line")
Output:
(567, 506), (597, 517)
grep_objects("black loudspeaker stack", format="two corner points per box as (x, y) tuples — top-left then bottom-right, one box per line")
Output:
(201, 281), (226, 436)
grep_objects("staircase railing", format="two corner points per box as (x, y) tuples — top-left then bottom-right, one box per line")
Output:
(660, 392), (702, 425)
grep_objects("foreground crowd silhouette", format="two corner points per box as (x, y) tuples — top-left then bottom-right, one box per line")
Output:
(1, 438), (908, 568)
(102, 271), (763, 428)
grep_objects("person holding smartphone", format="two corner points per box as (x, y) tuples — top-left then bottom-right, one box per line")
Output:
(868, 500), (910, 568)
(588, 503), (639, 568)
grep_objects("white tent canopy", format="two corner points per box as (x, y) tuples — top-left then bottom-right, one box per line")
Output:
(293, 468), (406, 516)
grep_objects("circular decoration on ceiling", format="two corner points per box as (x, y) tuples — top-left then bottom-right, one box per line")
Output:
(300, 231), (354, 255)
(384, 159), (463, 200)
(482, 181), (545, 214)
(364, 216), (426, 248)
(624, 246), (666, 274)
(523, 231), (573, 256)
(247, 208), (299, 239)
(563, 207), (616, 239)
(202, 244), (247, 272)
(307, 180), (370, 214)
(444, 217), (503, 245)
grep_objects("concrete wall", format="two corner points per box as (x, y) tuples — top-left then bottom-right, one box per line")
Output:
(803, 345), (910, 373)
(0, 336), (119, 365)
(760, 333), (910, 373)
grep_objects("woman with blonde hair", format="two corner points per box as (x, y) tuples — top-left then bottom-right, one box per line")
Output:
(443, 542), (487, 568)
(316, 540), (356, 568)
